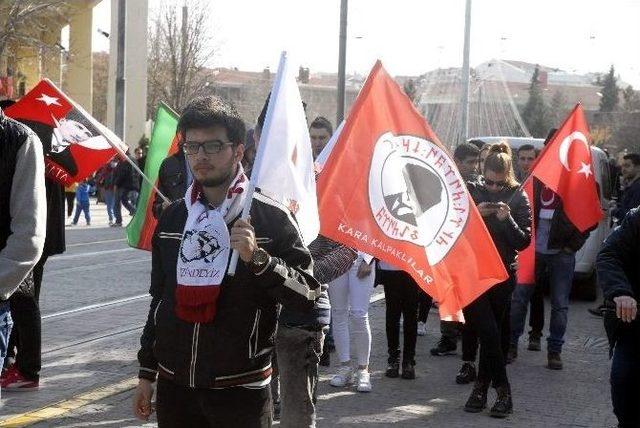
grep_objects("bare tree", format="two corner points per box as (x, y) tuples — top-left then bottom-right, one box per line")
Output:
(147, 0), (216, 117)
(0, 1), (69, 61)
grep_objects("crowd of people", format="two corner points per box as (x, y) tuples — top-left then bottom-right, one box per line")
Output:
(0, 94), (638, 427)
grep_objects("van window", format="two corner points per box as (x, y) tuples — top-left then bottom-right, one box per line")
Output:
(600, 157), (612, 200)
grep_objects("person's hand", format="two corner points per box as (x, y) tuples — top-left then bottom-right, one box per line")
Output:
(356, 260), (373, 279)
(613, 295), (637, 323)
(133, 379), (154, 421)
(231, 217), (257, 263)
(477, 202), (498, 217)
(495, 202), (511, 221)
(161, 200), (171, 211)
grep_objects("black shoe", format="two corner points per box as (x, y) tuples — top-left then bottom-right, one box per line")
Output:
(547, 352), (563, 370)
(430, 337), (457, 356)
(401, 361), (415, 380)
(490, 384), (513, 418)
(506, 344), (518, 364)
(456, 362), (476, 385)
(527, 336), (541, 351)
(319, 347), (331, 367)
(386, 355), (400, 378)
(588, 304), (605, 317)
(464, 380), (489, 413)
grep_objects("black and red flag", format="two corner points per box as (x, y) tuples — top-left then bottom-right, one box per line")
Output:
(5, 79), (127, 186)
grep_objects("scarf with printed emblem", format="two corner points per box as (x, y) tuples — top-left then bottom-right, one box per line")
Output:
(176, 165), (248, 323)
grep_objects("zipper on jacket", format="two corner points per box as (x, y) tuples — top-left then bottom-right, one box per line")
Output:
(249, 309), (261, 359)
(189, 323), (200, 387)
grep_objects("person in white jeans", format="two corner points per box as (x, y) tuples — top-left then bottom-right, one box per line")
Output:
(328, 254), (375, 392)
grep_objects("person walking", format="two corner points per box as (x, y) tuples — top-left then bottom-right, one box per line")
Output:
(328, 253), (376, 392)
(463, 143), (532, 418)
(70, 180), (91, 226)
(132, 96), (321, 427)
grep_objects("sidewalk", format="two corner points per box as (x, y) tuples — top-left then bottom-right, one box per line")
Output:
(2, 295), (615, 427)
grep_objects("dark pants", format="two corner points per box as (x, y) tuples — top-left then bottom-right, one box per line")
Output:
(383, 271), (428, 364)
(113, 188), (137, 224)
(8, 255), (46, 380)
(528, 282), (545, 339)
(156, 378), (272, 428)
(461, 322), (478, 362)
(275, 325), (326, 428)
(610, 328), (640, 428)
(418, 292), (430, 323)
(440, 320), (461, 342)
(463, 275), (515, 388)
(65, 191), (75, 217)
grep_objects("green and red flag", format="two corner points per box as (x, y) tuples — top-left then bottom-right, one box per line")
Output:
(127, 103), (180, 251)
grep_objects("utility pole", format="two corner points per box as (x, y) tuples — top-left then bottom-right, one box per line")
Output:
(114, 0), (126, 140)
(460, 0), (472, 145)
(336, 0), (348, 124)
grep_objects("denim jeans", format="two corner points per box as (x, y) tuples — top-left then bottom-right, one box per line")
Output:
(0, 301), (14, 400)
(510, 252), (575, 353)
(103, 189), (115, 222)
(610, 327), (640, 427)
(275, 324), (326, 428)
(73, 200), (91, 224)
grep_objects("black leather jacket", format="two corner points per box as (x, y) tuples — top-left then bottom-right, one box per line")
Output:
(152, 151), (190, 219)
(138, 191), (321, 388)
(468, 180), (532, 271)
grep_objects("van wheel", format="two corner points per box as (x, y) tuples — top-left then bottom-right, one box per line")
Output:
(572, 271), (598, 302)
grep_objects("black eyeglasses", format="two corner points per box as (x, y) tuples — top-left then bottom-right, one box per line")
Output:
(183, 140), (234, 155)
(484, 178), (507, 188)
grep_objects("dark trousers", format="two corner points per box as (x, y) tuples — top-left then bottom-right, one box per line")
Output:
(440, 320), (461, 341)
(383, 271), (428, 364)
(463, 275), (515, 388)
(528, 282), (545, 339)
(418, 292), (430, 323)
(8, 255), (46, 380)
(610, 328), (640, 428)
(461, 322), (478, 362)
(65, 191), (75, 217)
(113, 188), (136, 224)
(156, 378), (272, 428)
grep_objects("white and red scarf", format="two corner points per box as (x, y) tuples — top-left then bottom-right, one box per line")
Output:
(175, 165), (248, 323)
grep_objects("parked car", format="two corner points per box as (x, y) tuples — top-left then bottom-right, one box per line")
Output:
(470, 136), (612, 301)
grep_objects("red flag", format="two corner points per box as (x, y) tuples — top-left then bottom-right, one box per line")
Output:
(530, 104), (603, 231)
(5, 79), (126, 186)
(317, 61), (508, 321)
(516, 178), (536, 284)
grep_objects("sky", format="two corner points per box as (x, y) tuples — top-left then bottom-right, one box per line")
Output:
(88, 0), (640, 87)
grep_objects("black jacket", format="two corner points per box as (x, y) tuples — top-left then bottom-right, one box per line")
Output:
(152, 151), (190, 219)
(596, 208), (640, 347)
(468, 180), (532, 271)
(533, 179), (592, 253)
(114, 157), (139, 191)
(137, 191), (321, 388)
(614, 177), (640, 221)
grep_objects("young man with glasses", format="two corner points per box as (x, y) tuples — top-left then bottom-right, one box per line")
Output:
(132, 96), (320, 427)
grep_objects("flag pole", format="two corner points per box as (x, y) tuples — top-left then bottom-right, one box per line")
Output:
(227, 51), (288, 276)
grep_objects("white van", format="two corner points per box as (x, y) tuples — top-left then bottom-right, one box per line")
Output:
(470, 136), (612, 300)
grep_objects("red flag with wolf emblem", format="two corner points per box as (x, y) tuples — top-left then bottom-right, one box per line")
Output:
(5, 79), (126, 186)
(317, 61), (508, 321)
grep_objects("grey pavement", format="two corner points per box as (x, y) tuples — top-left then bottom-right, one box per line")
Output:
(0, 200), (618, 427)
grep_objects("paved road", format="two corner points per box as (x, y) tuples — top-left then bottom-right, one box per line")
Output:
(0, 200), (618, 427)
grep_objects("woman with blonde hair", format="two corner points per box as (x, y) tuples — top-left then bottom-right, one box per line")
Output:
(463, 142), (532, 418)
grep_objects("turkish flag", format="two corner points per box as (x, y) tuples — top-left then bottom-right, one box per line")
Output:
(529, 104), (603, 232)
(5, 79), (126, 186)
(317, 61), (508, 321)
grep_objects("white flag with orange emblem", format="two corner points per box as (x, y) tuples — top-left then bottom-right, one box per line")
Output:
(251, 51), (319, 245)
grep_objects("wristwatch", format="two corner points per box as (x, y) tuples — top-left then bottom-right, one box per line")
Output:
(248, 247), (270, 274)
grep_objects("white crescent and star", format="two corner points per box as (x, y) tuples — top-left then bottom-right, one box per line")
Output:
(558, 131), (592, 178)
(36, 93), (61, 106)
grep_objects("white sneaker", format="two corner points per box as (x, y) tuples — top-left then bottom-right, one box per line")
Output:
(417, 321), (427, 336)
(330, 366), (353, 387)
(355, 369), (372, 392)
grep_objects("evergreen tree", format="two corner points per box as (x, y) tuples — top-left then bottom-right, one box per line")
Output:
(599, 65), (619, 112)
(549, 90), (567, 127)
(521, 66), (551, 137)
(622, 85), (640, 112)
